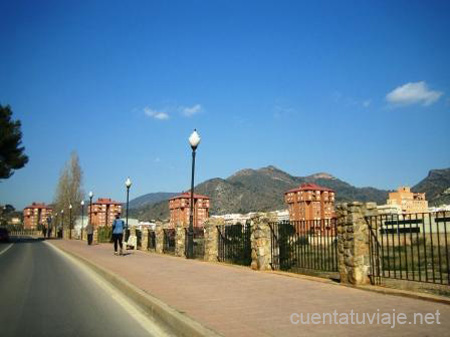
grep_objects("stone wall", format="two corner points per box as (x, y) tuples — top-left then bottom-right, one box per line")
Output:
(250, 214), (272, 271)
(336, 202), (378, 285)
(175, 223), (186, 257)
(155, 222), (164, 254)
(140, 228), (149, 251)
(204, 217), (222, 262)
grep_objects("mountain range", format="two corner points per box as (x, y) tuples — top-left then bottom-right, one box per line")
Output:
(128, 166), (450, 221)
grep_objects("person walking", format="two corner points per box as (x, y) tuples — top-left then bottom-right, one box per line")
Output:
(112, 213), (125, 255)
(86, 222), (94, 245)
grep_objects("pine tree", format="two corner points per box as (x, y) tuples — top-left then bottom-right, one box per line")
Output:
(0, 105), (28, 179)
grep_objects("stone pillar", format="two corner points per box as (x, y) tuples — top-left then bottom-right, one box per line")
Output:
(204, 218), (222, 262)
(141, 228), (149, 251)
(155, 222), (164, 254)
(250, 214), (272, 271)
(175, 223), (186, 257)
(336, 202), (377, 286)
(93, 229), (98, 245)
(130, 227), (137, 250)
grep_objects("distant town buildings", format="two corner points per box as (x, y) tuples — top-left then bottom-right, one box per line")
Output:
(88, 198), (122, 227)
(23, 202), (53, 229)
(169, 192), (210, 228)
(387, 187), (428, 213)
(212, 209), (289, 225)
(285, 183), (335, 221)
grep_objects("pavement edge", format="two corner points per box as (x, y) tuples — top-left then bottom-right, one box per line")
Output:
(49, 242), (223, 337)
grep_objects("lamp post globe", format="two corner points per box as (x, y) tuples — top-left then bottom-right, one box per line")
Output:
(189, 129), (201, 149)
(187, 129), (200, 259)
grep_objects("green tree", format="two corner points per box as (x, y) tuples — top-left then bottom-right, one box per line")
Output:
(0, 105), (28, 179)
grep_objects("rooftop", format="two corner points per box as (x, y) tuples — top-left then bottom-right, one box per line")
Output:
(285, 183), (334, 194)
(170, 192), (210, 200)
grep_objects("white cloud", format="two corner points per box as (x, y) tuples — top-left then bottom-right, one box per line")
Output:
(363, 99), (371, 108)
(144, 107), (169, 120)
(386, 81), (443, 106)
(181, 104), (202, 117)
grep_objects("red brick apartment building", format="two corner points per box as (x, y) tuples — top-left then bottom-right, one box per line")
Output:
(169, 192), (210, 228)
(285, 183), (335, 221)
(23, 203), (53, 229)
(88, 198), (122, 227)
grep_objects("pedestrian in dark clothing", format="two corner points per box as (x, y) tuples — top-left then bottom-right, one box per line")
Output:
(112, 214), (125, 255)
(86, 223), (94, 245)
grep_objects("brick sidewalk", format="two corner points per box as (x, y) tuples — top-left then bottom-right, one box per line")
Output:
(51, 240), (449, 337)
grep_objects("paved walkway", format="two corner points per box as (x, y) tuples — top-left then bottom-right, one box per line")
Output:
(51, 240), (449, 337)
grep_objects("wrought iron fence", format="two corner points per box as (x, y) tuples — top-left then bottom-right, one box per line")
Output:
(1, 227), (43, 238)
(185, 227), (205, 259)
(148, 230), (156, 250)
(217, 222), (251, 266)
(366, 212), (450, 285)
(269, 219), (338, 274)
(136, 229), (142, 249)
(163, 228), (175, 254)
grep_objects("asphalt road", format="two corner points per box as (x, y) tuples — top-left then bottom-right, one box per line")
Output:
(0, 238), (168, 337)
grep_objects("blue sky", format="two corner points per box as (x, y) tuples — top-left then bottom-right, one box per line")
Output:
(1, 0), (449, 210)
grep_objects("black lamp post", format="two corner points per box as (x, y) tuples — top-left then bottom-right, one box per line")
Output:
(60, 209), (64, 238)
(125, 178), (132, 229)
(124, 178), (132, 249)
(89, 191), (93, 228)
(187, 129), (201, 259)
(81, 200), (85, 240)
(69, 204), (72, 239)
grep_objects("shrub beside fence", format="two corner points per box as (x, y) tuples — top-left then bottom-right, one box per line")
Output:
(97, 227), (112, 243)
(217, 222), (252, 266)
(184, 227), (205, 259)
(163, 228), (175, 254)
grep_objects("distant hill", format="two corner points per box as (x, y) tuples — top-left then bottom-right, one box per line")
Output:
(128, 192), (177, 209)
(133, 165), (389, 221)
(413, 168), (450, 206)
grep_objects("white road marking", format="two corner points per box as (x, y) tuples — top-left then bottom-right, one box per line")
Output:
(45, 242), (170, 337)
(0, 243), (14, 256)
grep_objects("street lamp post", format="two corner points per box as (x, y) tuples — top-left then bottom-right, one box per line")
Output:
(61, 209), (64, 239)
(187, 129), (201, 259)
(53, 213), (57, 238)
(89, 191), (93, 227)
(124, 178), (132, 251)
(69, 204), (72, 239)
(88, 191), (94, 245)
(81, 200), (85, 240)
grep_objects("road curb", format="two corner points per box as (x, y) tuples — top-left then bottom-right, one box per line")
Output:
(49, 242), (223, 337)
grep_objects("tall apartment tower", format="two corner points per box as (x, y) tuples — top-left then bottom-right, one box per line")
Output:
(169, 192), (210, 228)
(387, 187), (428, 213)
(23, 203), (53, 229)
(285, 183), (335, 221)
(88, 198), (122, 227)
